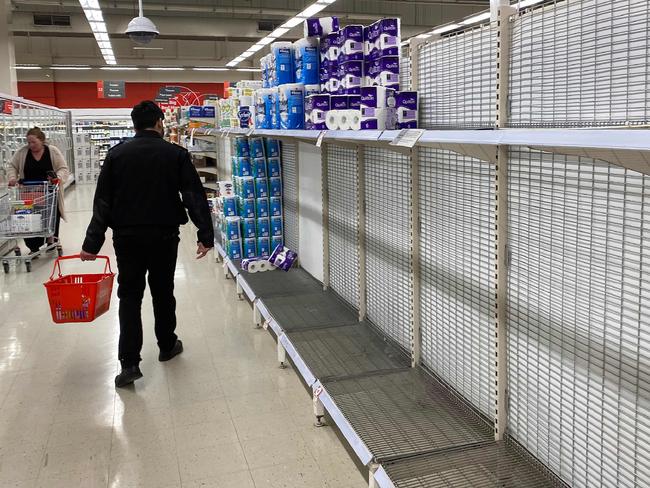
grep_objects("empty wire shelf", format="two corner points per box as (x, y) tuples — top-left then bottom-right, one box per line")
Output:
(239, 267), (323, 298)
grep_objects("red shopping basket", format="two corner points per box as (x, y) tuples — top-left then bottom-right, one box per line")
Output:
(44, 255), (115, 323)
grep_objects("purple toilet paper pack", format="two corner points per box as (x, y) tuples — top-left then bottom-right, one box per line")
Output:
(366, 57), (400, 90)
(366, 19), (400, 61)
(269, 246), (298, 272)
(340, 25), (364, 63)
(360, 86), (396, 130)
(305, 94), (331, 130)
(331, 95), (349, 111)
(338, 61), (364, 95)
(395, 91), (419, 129)
(348, 95), (361, 110)
(304, 16), (339, 38)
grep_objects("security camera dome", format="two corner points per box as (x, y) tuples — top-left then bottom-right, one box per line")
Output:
(125, 16), (159, 45)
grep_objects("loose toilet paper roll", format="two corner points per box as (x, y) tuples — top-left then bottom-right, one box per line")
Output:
(247, 260), (262, 273)
(326, 110), (340, 130)
(348, 110), (361, 131)
(260, 260), (275, 272)
(337, 110), (352, 131)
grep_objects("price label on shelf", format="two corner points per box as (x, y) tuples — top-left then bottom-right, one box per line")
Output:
(316, 131), (326, 148)
(246, 127), (255, 137)
(313, 385), (324, 398)
(389, 129), (425, 148)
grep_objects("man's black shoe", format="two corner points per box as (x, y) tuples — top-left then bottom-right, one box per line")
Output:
(115, 365), (143, 388)
(159, 340), (183, 362)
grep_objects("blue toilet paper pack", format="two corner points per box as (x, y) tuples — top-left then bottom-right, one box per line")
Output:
(271, 236), (284, 253)
(243, 238), (257, 259)
(225, 217), (241, 241)
(265, 139), (281, 158)
(237, 157), (252, 177)
(257, 217), (270, 238)
(278, 84), (305, 130)
(242, 218), (257, 239)
(239, 177), (256, 199)
(238, 198), (256, 219)
(271, 42), (294, 85)
(256, 198), (270, 218)
(252, 158), (267, 178)
(271, 216), (283, 237)
(305, 94), (330, 130)
(234, 137), (250, 158)
(226, 239), (242, 261)
(249, 137), (266, 159)
(270, 197), (283, 217)
(255, 178), (269, 198)
(269, 177), (282, 197)
(341, 25), (364, 63)
(294, 38), (320, 85)
(267, 157), (282, 177)
(222, 196), (237, 217)
(257, 237), (271, 258)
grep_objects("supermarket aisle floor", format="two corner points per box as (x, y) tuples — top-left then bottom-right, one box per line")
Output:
(0, 185), (367, 488)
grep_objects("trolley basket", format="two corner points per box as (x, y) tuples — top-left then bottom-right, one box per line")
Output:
(44, 255), (115, 323)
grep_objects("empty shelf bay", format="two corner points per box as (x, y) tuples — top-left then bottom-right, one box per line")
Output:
(240, 267), (323, 298)
(376, 441), (566, 488)
(323, 369), (493, 463)
(286, 323), (410, 382)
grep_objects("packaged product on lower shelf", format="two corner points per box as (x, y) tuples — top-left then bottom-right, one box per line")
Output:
(265, 139), (281, 158)
(267, 157), (281, 177)
(226, 239), (243, 260)
(234, 137), (250, 158)
(257, 237), (271, 258)
(271, 236), (284, 252)
(225, 217), (241, 240)
(255, 178), (269, 198)
(249, 137), (265, 159)
(243, 238), (257, 259)
(252, 158), (267, 178)
(269, 197), (283, 217)
(271, 216), (283, 237)
(222, 196), (237, 217)
(269, 177), (282, 197)
(256, 198), (270, 218)
(242, 218), (257, 239)
(238, 198), (256, 219)
(236, 158), (252, 177)
(257, 217), (270, 238)
(238, 177), (256, 199)
(269, 245), (298, 272)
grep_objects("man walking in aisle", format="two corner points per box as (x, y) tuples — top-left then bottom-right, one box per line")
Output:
(80, 100), (214, 388)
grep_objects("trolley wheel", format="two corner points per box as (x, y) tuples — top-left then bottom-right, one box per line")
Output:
(2, 262), (9, 274)
(14, 248), (21, 257)
(25, 261), (32, 272)
(57, 246), (63, 257)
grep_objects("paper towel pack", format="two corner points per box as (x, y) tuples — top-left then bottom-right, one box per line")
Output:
(294, 38), (320, 85)
(304, 16), (340, 38)
(305, 94), (331, 130)
(340, 25), (364, 63)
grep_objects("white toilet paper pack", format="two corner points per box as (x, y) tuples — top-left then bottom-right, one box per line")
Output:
(278, 83), (305, 130)
(293, 38), (320, 85)
(304, 16), (339, 38)
(271, 42), (294, 86)
(338, 61), (364, 95)
(340, 25), (364, 63)
(395, 91), (419, 129)
(366, 57), (400, 90)
(254, 90), (270, 129)
(305, 94), (330, 130)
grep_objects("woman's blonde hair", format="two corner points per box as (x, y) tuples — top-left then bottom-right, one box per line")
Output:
(26, 127), (46, 142)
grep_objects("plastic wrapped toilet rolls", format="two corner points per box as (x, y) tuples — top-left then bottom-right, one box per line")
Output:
(326, 110), (361, 131)
(293, 38), (320, 85)
(278, 83), (305, 130)
(304, 16), (340, 38)
(271, 42), (294, 85)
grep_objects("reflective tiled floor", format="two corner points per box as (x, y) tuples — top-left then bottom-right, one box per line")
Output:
(0, 185), (366, 488)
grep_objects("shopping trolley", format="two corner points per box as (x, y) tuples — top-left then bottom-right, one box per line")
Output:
(0, 181), (61, 273)
(44, 255), (115, 323)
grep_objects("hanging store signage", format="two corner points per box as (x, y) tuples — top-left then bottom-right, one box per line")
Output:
(154, 86), (182, 103)
(97, 81), (126, 99)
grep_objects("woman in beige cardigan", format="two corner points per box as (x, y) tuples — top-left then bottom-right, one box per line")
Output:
(7, 127), (69, 253)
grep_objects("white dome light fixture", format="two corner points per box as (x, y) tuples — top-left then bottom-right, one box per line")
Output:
(125, 0), (159, 45)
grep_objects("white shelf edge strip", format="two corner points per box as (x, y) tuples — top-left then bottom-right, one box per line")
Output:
(313, 380), (374, 466)
(237, 275), (256, 302)
(373, 466), (396, 488)
(279, 333), (317, 387)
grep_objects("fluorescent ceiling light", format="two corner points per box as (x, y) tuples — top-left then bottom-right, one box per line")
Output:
(461, 12), (491, 25)
(299, 3), (326, 18)
(193, 67), (229, 71)
(97, 41), (111, 49)
(281, 17), (303, 29)
(431, 23), (461, 35)
(100, 66), (139, 70)
(94, 32), (109, 42)
(51, 66), (92, 70)
(317, 0), (337, 4)
(88, 21), (107, 32)
(16, 66), (42, 70)
(147, 67), (185, 71)
(269, 27), (290, 38)
(84, 10), (104, 21)
(79, 0), (100, 8)
(255, 37), (275, 47)
(515, 0), (545, 7)
(247, 45), (265, 53)
(237, 68), (262, 72)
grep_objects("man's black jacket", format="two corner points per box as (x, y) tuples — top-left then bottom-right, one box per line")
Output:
(82, 130), (214, 254)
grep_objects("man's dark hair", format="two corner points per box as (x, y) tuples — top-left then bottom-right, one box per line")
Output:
(131, 100), (164, 131)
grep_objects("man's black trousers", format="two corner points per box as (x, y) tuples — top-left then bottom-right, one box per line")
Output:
(113, 231), (180, 367)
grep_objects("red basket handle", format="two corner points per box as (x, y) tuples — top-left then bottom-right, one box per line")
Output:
(49, 254), (113, 281)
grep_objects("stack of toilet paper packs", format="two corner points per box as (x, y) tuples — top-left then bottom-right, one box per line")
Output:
(254, 15), (418, 131)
